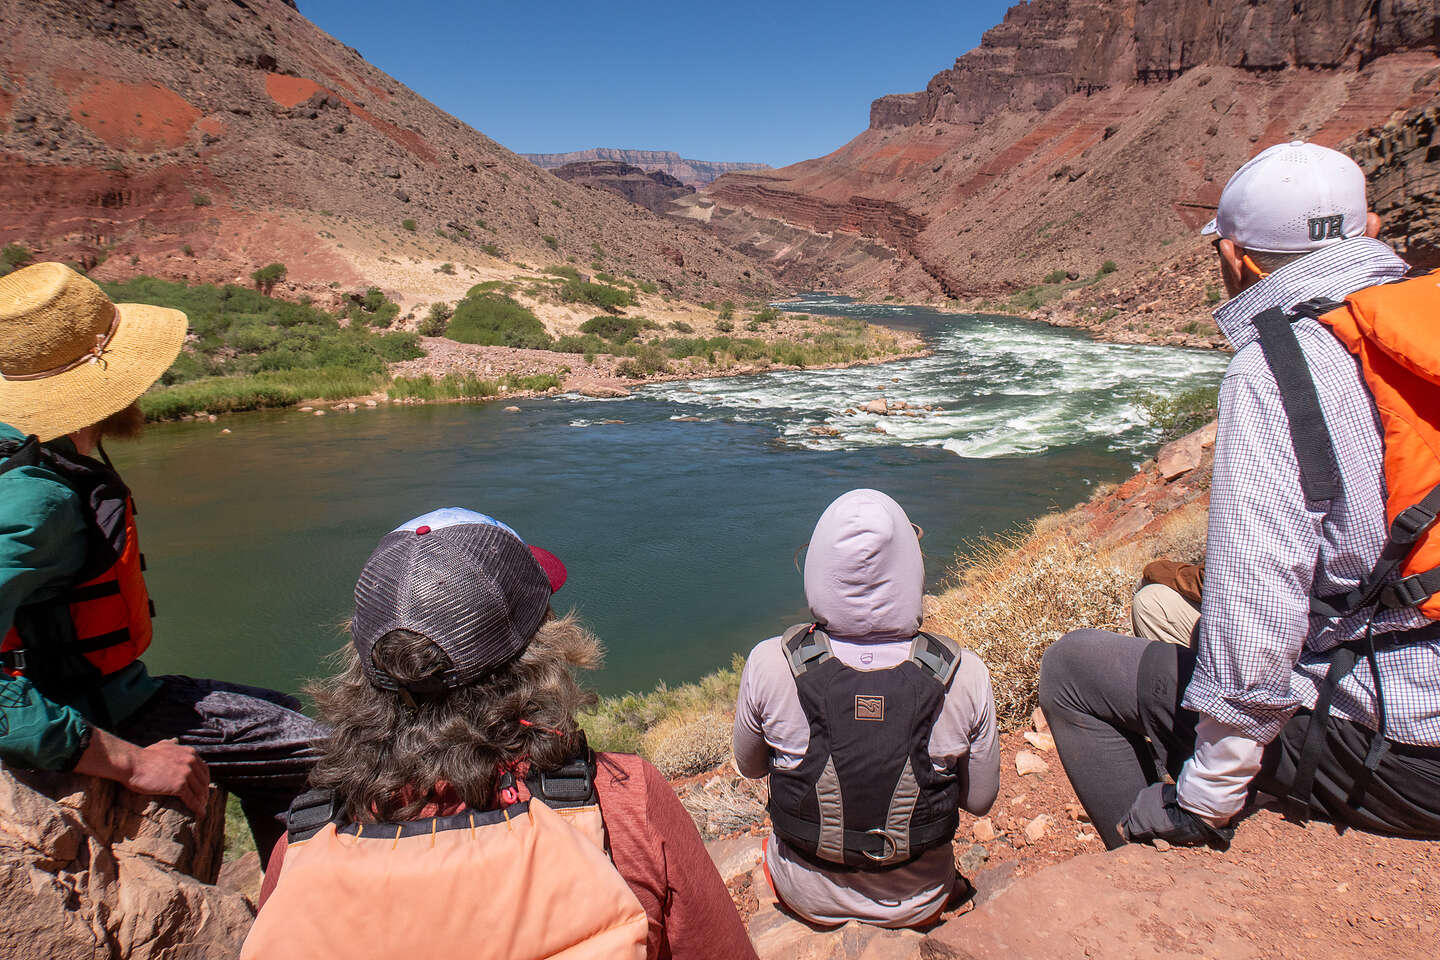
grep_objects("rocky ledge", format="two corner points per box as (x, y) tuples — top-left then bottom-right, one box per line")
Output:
(0, 768), (253, 959)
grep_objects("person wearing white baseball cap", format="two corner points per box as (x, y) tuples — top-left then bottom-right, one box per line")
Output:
(1039, 141), (1440, 851)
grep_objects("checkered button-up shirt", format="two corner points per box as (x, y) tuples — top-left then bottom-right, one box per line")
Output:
(1181, 238), (1440, 747)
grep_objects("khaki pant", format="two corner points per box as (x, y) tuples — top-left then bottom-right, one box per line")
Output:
(1131, 583), (1200, 646)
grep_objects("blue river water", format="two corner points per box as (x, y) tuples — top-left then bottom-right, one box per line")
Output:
(117, 297), (1228, 698)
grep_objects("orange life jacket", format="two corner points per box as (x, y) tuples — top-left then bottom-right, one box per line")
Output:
(241, 757), (649, 960)
(0, 436), (153, 683)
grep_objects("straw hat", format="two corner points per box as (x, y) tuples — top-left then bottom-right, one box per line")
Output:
(0, 263), (187, 442)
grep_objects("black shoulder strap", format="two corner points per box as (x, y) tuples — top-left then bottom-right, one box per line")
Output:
(907, 632), (962, 686)
(286, 788), (339, 843)
(525, 735), (598, 808)
(781, 623), (832, 677)
(0, 435), (42, 476)
(1251, 306), (1340, 502)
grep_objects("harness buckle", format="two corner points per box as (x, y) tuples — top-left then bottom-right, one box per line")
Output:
(861, 829), (898, 864)
(0, 649), (25, 673)
(1384, 574), (1431, 609)
(1392, 503), (1437, 544)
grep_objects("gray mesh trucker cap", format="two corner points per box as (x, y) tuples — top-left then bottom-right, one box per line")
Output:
(351, 508), (566, 690)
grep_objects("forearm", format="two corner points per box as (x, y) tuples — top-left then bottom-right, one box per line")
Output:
(1175, 717), (1265, 825)
(72, 726), (144, 782)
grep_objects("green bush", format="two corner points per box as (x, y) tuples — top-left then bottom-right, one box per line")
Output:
(541, 264), (581, 281)
(419, 301), (451, 337)
(668, 320), (694, 334)
(250, 262), (287, 295)
(344, 287), (401, 329)
(553, 333), (607, 354)
(717, 301), (735, 321)
(578, 315), (642, 342)
(542, 235), (559, 250)
(635, 279), (658, 295)
(1205, 285), (1222, 304)
(1, 243), (33, 276)
(1100, 260), (1118, 275)
(715, 319), (733, 333)
(437, 262), (456, 275)
(447, 292), (551, 349)
(480, 242), (503, 258)
(560, 280), (634, 313)
(191, 193), (212, 207)
(1138, 385), (1219, 442)
(615, 344), (670, 378)
(401, 219), (417, 232)
(502, 372), (562, 392)
(1043, 269), (1068, 285)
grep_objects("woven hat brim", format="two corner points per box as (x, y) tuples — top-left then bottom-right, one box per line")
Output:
(0, 301), (187, 441)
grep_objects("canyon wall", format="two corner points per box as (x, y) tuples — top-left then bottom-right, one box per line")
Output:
(700, 0), (1440, 324)
(549, 160), (695, 215)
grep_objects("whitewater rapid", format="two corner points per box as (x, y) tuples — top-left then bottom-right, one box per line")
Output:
(623, 298), (1230, 459)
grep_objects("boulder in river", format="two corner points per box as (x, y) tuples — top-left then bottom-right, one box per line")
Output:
(862, 398), (889, 415)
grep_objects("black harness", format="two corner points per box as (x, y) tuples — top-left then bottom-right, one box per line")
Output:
(287, 739), (601, 843)
(1252, 299), (1440, 821)
(766, 623), (963, 871)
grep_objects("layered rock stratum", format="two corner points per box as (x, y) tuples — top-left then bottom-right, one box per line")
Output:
(548, 160), (695, 215)
(0, 0), (772, 301)
(523, 148), (769, 186)
(695, 0), (1440, 337)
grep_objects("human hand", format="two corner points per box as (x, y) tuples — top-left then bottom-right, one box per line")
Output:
(121, 739), (212, 815)
(1121, 782), (1234, 850)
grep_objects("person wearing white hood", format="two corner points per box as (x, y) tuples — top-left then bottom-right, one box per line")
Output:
(732, 489), (999, 928)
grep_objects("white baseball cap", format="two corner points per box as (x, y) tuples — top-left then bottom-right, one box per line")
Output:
(1201, 141), (1368, 253)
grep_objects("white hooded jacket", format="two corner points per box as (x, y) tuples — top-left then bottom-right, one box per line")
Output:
(732, 489), (999, 928)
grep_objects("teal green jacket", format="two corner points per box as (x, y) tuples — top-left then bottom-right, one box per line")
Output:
(0, 423), (161, 770)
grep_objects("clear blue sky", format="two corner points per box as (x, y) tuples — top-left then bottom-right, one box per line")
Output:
(299, 0), (1017, 167)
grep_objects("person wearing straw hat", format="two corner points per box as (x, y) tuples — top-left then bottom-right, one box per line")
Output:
(0, 262), (320, 864)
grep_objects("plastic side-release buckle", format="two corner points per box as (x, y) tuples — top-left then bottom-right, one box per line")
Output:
(1392, 503), (1437, 544)
(285, 788), (338, 842)
(1382, 573), (1432, 609)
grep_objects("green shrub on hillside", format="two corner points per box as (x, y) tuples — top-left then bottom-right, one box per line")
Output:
(1, 243), (33, 276)
(447, 292), (552, 349)
(553, 333), (607, 355)
(1100, 260), (1118, 275)
(542, 235), (559, 250)
(541, 264), (581, 281)
(401, 219), (417, 232)
(101, 277), (421, 413)
(344, 287), (401, 329)
(559, 280), (634, 313)
(419, 301), (452, 337)
(250, 262), (287, 295)
(578, 315), (642, 343)
(615, 344), (670, 378)
(1043, 269), (1068, 285)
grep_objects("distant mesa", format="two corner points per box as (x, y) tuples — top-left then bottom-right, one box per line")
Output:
(549, 160), (694, 215)
(523, 148), (769, 187)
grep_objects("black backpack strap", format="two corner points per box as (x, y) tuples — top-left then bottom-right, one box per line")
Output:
(286, 788), (339, 842)
(781, 623), (833, 677)
(0, 435), (42, 476)
(907, 632), (962, 686)
(1252, 306), (1339, 503)
(525, 734), (598, 808)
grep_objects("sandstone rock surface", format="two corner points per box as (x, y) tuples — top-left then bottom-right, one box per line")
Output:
(0, 767), (253, 959)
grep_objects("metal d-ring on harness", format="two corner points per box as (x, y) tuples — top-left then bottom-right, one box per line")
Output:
(1252, 298), (1440, 821)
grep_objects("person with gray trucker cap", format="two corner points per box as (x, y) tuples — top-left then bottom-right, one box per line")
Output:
(1040, 141), (1440, 850)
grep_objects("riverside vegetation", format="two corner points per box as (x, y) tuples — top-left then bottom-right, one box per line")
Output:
(114, 273), (912, 419)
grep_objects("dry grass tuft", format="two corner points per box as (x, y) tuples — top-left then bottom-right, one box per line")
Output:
(926, 524), (1135, 729)
(681, 769), (768, 840)
(583, 655), (744, 760)
(642, 710), (735, 779)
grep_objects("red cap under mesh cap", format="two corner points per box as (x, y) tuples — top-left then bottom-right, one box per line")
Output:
(350, 509), (566, 690)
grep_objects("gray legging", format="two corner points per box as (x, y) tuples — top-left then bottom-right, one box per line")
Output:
(1038, 631), (1158, 849)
